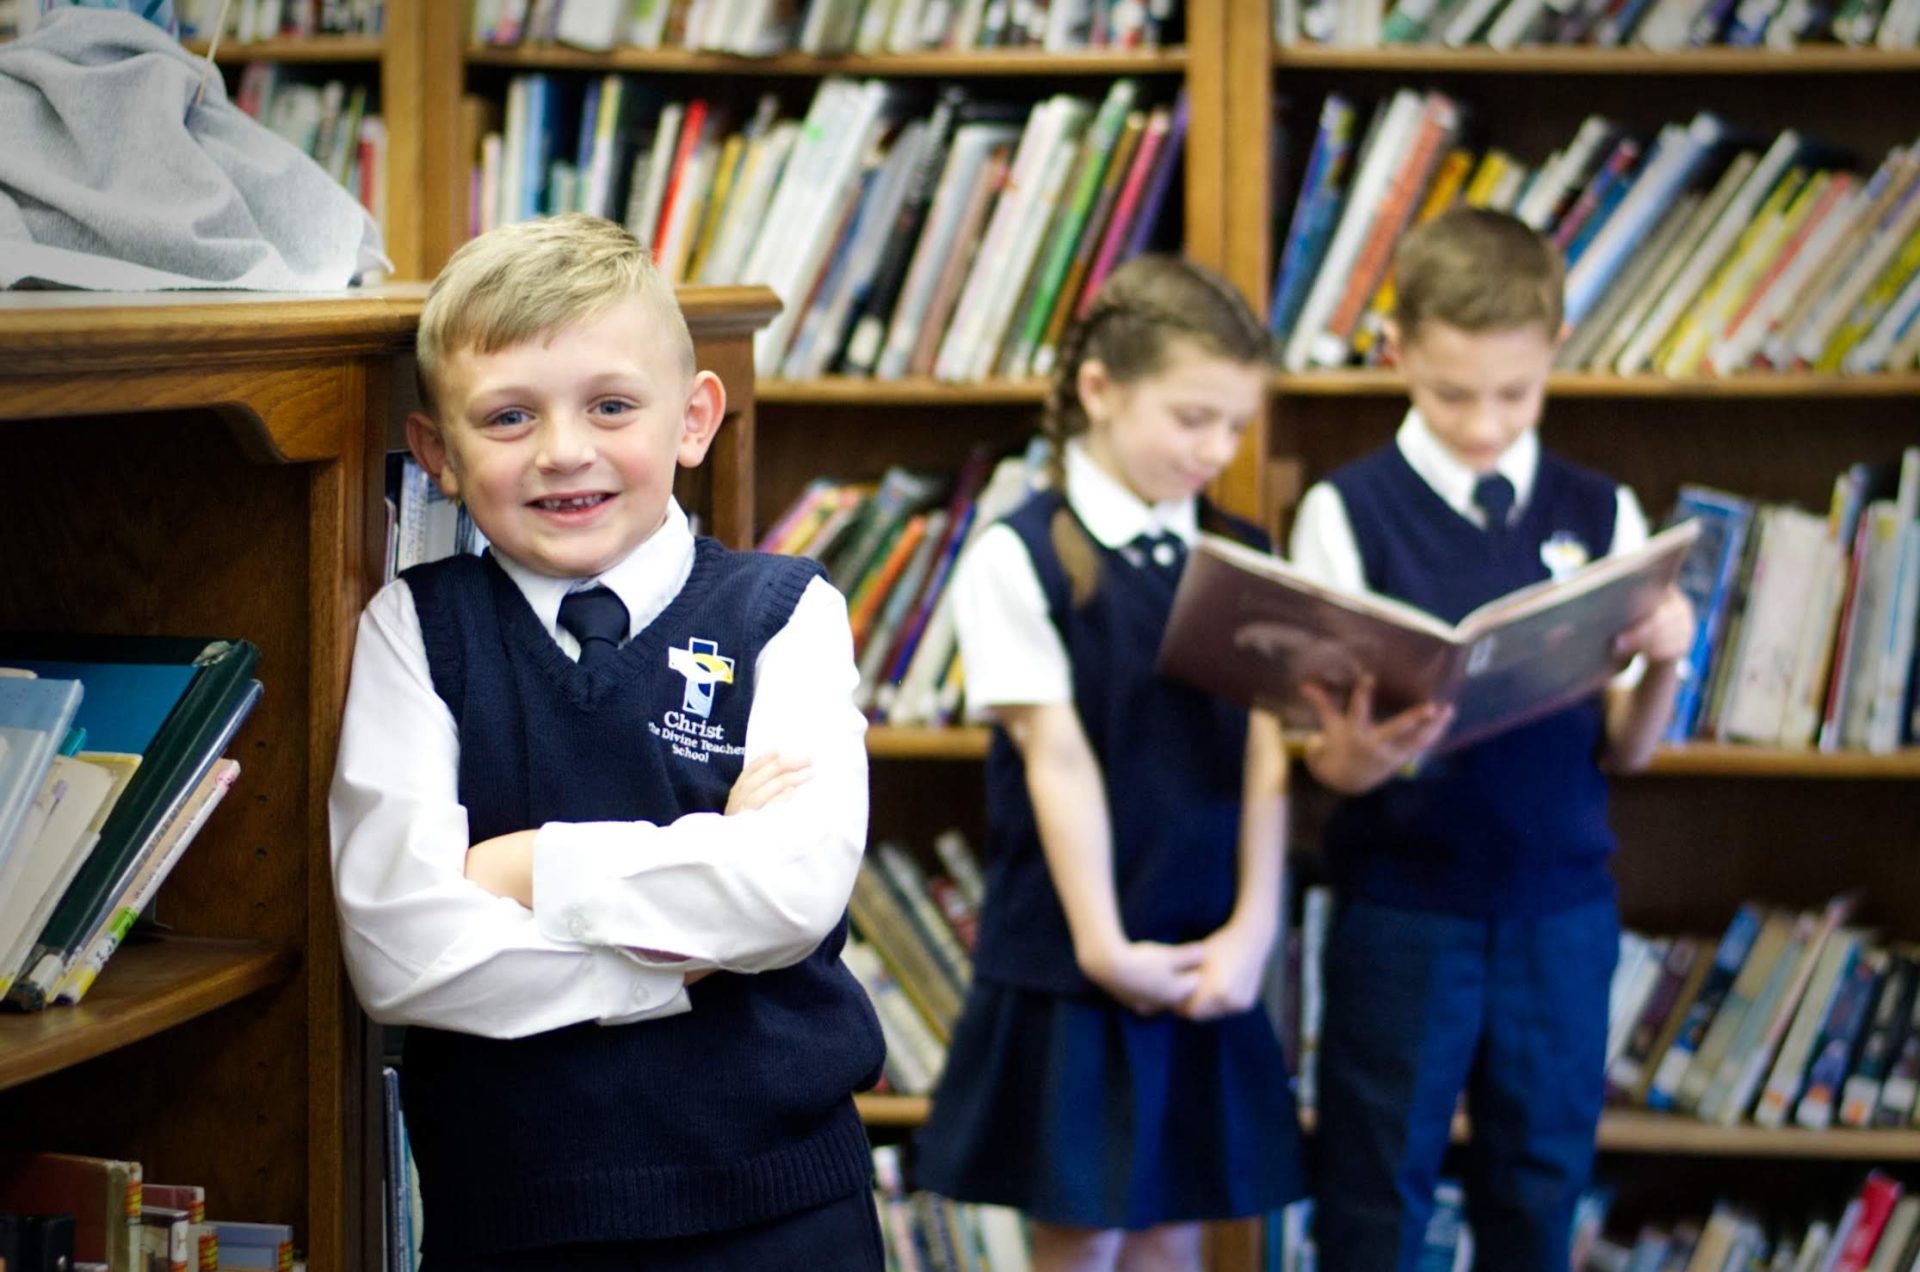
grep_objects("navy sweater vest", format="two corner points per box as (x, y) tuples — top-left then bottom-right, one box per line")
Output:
(399, 542), (884, 1255)
(973, 493), (1269, 997)
(1324, 444), (1621, 917)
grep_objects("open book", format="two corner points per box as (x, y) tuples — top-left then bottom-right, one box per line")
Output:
(1158, 521), (1700, 752)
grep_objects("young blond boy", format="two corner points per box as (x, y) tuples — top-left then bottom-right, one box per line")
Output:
(329, 214), (886, 1271)
(1288, 208), (1693, 1271)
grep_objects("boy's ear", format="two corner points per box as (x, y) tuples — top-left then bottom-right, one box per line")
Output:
(405, 411), (462, 500)
(676, 370), (727, 468)
(1382, 319), (1403, 364)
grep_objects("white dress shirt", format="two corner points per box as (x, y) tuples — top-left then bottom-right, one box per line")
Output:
(329, 499), (869, 1040)
(953, 440), (1199, 715)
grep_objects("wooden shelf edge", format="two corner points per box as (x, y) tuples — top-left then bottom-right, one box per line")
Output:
(867, 725), (992, 759)
(1271, 46), (1920, 74)
(760, 377), (1050, 406)
(466, 45), (1187, 75)
(0, 936), (298, 1094)
(869, 1099), (1920, 1157)
(183, 35), (385, 62)
(857, 1093), (933, 1127)
(1272, 369), (1920, 399)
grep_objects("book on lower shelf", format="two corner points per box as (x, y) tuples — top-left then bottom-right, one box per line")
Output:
(1156, 521), (1698, 753)
(0, 635), (260, 1012)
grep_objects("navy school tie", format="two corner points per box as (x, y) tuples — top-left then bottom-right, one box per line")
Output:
(1473, 472), (1517, 534)
(557, 585), (629, 669)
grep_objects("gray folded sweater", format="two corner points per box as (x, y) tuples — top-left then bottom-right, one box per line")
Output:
(0, 5), (389, 290)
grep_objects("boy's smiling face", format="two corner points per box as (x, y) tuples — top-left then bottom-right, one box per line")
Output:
(407, 297), (723, 580)
(1392, 318), (1557, 475)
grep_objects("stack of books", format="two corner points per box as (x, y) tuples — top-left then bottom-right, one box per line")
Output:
(761, 443), (1044, 727)
(233, 65), (388, 231)
(1664, 451), (1920, 753)
(1272, 91), (1920, 377)
(0, 1150), (295, 1272)
(0, 637), (260, 1014)
(843, 831), (984, 1096)
(472, 77), (1189, 382)
(471, 0), (1179, 55)
(179, 0), (386, 39)
(873, 1146), (1031, 1271)
(1276, 0), (1920, 49)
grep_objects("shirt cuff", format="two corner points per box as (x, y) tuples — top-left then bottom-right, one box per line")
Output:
(532, 821), (637, 947)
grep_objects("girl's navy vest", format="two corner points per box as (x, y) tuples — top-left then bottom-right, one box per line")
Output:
(973, 492), (1269, 997)
(1324, 444), (1622, 917)
(399, 541), (884, 1255)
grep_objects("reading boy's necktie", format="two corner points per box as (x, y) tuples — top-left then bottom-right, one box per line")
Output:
(558, 585), (629, 669)
(1473, 472), (1516, 534)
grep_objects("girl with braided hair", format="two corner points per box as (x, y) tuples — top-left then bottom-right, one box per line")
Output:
(914, 256), (1305, 1271)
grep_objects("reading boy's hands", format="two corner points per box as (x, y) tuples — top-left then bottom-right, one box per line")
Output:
(1080, 940), (1208, 1016)
(1300, 674), (1453, 795)
(726, 752), (813, 814)
(1613, 585), (1694, 666)
(1179, 921), (1272, 1021)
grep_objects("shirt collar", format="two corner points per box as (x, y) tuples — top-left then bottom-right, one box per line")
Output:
(1395, 409), (1539, 524)
(492, 498), (696, 641)
(1062, 439), (1199, 549)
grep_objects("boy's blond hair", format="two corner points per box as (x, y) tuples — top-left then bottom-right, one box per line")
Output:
(1392, 207), (1565, 342)
(415, 214), (694, 417)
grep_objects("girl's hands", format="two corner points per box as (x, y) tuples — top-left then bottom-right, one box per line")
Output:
(1299, 674), (1452, 795)
(1079, 940), (1208, 1015)
(1179, 921), (1274, 1021)
(726, 752), (812, 814)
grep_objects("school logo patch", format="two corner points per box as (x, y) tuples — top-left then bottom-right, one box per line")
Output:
(667, 637), (735, 718)
(1540, 531), (1591, 581)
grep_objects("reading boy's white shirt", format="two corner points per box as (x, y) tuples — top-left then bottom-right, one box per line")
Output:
(954, 439), (1199, 716)
(1288, 410), (1651, 684)
(330, 499), (869, 1041)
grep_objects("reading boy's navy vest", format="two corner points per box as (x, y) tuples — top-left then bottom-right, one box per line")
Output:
(1326, 445), (1621, 918)
(400, 541), (884, 1256)
(974, 492), (1269, 997)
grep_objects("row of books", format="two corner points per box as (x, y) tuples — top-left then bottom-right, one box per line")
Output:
(1666, 450), (1920, 753)
(178, 0), (385, 39)
(384, 456), (489, 584)
(380, 1067), (422, 1272)
(471, 0), (1178, 54)
(0, 637), (259, 1014)
(1273, 89), (1920, 377)
(235, 66), (389, 231)
(873, 1147), (1030, 1272)
(759, 444), (1046, 729)
(843, 830), (985, 1095)
(1275, 0), (1920, 48)
(0, 1150), (294, 1272)
(474, 75), (1187, 381)
(1583, 1172), (1920, 1272)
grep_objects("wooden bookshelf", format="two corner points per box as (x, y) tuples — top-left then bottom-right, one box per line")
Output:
(868, 725), (994, 760)
(184, 34), (385, 61)
(857, 1092), (935, 1127)
(0, 938), (296, 1094)
(465, 44), (1189, 75)
(1271, 45), (1920, 74)
(760, 377), (1051, 406)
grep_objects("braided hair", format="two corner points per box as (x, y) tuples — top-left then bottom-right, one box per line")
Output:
(1045, 255), (1269, 606)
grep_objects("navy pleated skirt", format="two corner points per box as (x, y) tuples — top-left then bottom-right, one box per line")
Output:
(912, 978), (1305, 1230)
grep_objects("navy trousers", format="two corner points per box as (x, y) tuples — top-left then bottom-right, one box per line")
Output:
(420, 1188), (886, 1272)
(1315, 896), (1618, 1272)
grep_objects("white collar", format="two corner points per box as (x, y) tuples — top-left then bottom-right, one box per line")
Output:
(1062, 439), (1199, 549)
(1395, 409), (1539, 526)
(492, 498), (696, 641)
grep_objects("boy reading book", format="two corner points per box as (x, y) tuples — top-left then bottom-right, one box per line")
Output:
(329, 214), (886, 1271)
(1286, 207), (1694, 1271)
